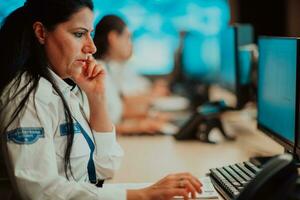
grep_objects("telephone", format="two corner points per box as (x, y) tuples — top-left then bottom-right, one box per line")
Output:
(174, 100), (235, 143)
(236, 154), (299, 200)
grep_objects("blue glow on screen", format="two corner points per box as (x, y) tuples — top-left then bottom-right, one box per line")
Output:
(94, 0), (229, 75)
(1, 0), (229, 75)
(237, 25), (253, 46)
(237, 25), (253, 86)
(0, 0), (24, 21)
(238, 48), (252, 85)
(219, 25), (253, 91)
(219, 27), (236, 90)
(258, 38), (297, 143)
(182, 31), (220, 83)
(130, 32), (178, 74)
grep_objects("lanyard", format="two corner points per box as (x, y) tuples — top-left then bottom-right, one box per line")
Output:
(69, 92), (104, 187)
(75, 122), (97, 184)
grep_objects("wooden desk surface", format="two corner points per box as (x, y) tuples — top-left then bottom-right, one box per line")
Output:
(110, 110), (284, 199)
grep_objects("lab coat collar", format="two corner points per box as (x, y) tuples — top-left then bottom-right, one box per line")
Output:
(48, 68), (73, 95)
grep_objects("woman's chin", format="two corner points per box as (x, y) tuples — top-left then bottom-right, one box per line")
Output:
(69, 65), (83, 78)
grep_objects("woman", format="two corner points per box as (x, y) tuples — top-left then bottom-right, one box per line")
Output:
(0, 0), (201, 199)
(93, 15), (171, 135)
(94, 15), (170, 98)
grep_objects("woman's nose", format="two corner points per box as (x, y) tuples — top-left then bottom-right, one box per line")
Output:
(83, 36), (97, 54)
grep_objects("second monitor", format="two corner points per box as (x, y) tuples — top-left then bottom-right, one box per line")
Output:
(257, 36), (300, 158)
(219, 24), (255, 109)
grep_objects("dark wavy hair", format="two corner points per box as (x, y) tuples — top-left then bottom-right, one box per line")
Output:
(0, 0), (93, 180)
(93, 15), (127, 59)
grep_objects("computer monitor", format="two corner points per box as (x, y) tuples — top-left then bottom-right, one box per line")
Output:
(130, 32), (177, 75)
(219, 24), (254, 109)
(257, 36), (300, 156)
(172, 31), (218, 107)
(181, 31), (219, 84)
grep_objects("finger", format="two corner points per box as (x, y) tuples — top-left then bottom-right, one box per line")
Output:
(154, 176), (186, 190)
(180, 180), (197, 199)
(85, 56), (97, 77)
(183, 176), (202, 193)
(174, 173), (202, 193)
(87, 62), (96, 78)
(91, 65), (104, 78)
(183, 178), (202, 193)
(176, 172), (202, 185)
(92, 60), (106, 77)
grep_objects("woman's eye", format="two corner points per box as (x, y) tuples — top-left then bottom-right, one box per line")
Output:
(73, 32), (84, 38)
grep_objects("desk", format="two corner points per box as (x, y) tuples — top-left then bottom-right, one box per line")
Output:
(110, 110), (283, 199)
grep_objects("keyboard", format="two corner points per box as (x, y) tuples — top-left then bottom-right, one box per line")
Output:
(209, 161), (261, 200)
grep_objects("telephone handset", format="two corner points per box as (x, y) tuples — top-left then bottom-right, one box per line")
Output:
(174, 100), (235, 143)
(235, 154), (298, 200)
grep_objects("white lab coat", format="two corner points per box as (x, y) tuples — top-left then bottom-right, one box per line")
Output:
(106, 61), (152, 96)
(0, 70), (126, 200)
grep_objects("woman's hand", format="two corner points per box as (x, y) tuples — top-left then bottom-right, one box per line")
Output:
(117, 118), (165, 135)
(148, 111), (172, 122)
(152, 79), (170, 97)
(137, 119), (165, 134)
(71, 56), (112, 132)
(71, 55), (105, 98)
(127, 173), (202, 200)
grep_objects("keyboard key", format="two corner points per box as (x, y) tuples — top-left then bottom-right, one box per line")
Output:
(224, 166), (245, 186)
(237, 163), (256, 178)
(210, 169), (240, 198)
(230, 164), (252, 183)
(218, 168), (241, 187)
(244, 161), (261, 174)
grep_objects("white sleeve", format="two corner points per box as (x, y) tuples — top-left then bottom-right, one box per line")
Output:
(120, 66), (152, 96)
(4, 96), (126, 200)
(104, 72), (123, 124)
(93, 126), (124, 179)
(78, 89), (124, 179)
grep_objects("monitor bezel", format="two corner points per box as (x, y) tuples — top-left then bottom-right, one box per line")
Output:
(257, 36), (300, 156)
(234, 24), (254, 109)
(294, 39), (300, 159)
(219, 24), (254, 109)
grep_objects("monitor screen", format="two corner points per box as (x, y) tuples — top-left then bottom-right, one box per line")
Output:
(219, 26), (236, 90)
(219, 24), (254, 92)
(257, 37), (298, 152)
(181, 31), (219, 83)
(130, 32), (178, 75)
(238, 47), (252, 86)
(237, 25), (254, 47)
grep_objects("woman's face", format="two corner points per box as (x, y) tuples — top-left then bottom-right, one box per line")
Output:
(43, 7), (96, 79)
(110, 27), (133, 62)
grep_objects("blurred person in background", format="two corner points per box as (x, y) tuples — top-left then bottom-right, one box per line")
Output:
(93, 15), (171, 135)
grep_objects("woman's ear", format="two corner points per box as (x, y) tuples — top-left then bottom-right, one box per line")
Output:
(33, 22), (47, 45)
